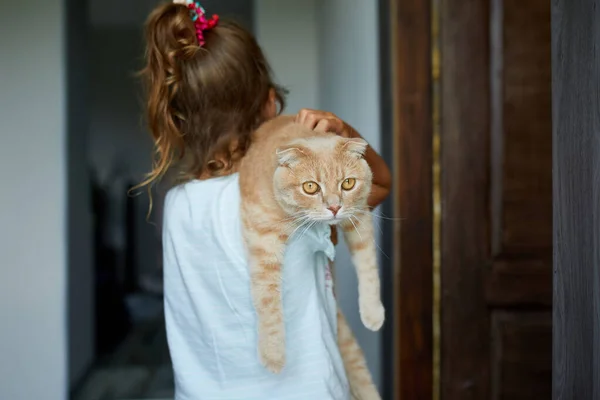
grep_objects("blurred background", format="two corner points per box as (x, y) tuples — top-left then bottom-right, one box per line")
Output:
(0, 0), (556, 399)
(0, 0), (386, 399)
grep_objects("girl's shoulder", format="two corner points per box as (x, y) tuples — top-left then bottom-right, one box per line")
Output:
(165, 174), (240, 207)
(163, 174), (241, 232)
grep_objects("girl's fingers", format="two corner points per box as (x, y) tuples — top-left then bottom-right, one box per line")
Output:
(316, 118), (344, 134)
(297, 108), (318, 125)
(305, 113), (320, 130)
(296, 108), (344, 133)
(315, 119), (331, 133)
(295, 109), (306, 124)
(330, 119), (345, 134)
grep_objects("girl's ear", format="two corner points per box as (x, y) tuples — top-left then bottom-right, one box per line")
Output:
(263, 88), (278, 119)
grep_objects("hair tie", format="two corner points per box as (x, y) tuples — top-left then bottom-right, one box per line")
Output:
(173, 0), (219, 47)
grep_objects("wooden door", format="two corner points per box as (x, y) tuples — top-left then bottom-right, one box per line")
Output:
(440, 0), (552, 399)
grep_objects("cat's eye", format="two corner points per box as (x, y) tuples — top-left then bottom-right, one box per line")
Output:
(302, 181), (320, 194)
(341, 178), (356, 190)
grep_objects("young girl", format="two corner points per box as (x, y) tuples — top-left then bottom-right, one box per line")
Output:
(140, 2), (392, 399)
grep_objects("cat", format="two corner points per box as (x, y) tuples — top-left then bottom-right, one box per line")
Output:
(239, 115), (384, 396)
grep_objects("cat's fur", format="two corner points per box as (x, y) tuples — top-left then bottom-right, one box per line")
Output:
(331, 261), (382, 400)
(239, 115), (384, 398)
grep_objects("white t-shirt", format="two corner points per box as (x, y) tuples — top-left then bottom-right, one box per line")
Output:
(162, 174), (350, 400)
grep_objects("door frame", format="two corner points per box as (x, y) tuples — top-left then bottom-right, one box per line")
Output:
(382, 0), (501, 398)
(552, 0), (600, 397)
(380, 0), (435, 399)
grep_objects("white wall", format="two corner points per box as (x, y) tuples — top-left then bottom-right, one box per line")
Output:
(317, 1), (382, 391)
(0, 1), (67, 399)
(254, 0), (320, 113)
(255, 0), (382, 390)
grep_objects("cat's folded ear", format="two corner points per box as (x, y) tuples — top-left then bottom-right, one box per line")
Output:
(275, 146), (308, 167)
(342, 138), (368, 158)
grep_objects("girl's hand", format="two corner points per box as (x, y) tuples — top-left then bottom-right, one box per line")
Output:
(295, 108), (355, 138)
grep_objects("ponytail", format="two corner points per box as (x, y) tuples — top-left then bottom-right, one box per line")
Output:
(136, 2), (287, 200)
(137, 3), (199, 190)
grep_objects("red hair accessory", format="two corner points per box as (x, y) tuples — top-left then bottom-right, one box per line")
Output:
(174, 1), (219, 47)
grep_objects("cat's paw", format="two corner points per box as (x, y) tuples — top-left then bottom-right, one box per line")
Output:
(258, 330), (286, 373)
(359, 300), (385, 331)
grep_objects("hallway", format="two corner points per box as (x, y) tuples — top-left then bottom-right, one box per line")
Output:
(73, 313), (173, 400)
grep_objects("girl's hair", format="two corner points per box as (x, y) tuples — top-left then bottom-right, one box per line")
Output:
(138, 3), (286, 188)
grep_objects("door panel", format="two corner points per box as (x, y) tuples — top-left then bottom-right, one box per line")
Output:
(440, 0), (491, 396)
(491, 312), (552, 400)
(497, 0), (552, 256)
(389, 0), (434, 398)
(490, 1), (552, 397)
(441, 0), (552, 398)
(485, 258), (551, 307)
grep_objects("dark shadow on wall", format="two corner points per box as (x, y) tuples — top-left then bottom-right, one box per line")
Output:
(66, 0), (94, 389)
(377, 0), (396, 399)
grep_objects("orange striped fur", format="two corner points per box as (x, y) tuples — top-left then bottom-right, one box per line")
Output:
(239, 115), (385, 391)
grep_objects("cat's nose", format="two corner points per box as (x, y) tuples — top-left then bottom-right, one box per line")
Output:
(327, 205), (341, 216)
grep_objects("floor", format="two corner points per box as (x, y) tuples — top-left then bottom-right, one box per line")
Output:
(73, 308), (174, 400)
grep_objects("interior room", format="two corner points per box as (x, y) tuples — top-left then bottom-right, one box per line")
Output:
(3, 0), (599, 399)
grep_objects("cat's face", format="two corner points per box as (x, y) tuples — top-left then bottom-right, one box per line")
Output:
(273, 135), (373, 226)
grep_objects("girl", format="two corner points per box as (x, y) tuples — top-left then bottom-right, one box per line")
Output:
(140, 2), (392, 399)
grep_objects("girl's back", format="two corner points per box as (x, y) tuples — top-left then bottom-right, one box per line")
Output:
(163, 174), (349, 399)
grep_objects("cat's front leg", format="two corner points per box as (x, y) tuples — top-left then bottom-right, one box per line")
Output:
(243, 209), (288, 373)
(341, 211), (385, 331)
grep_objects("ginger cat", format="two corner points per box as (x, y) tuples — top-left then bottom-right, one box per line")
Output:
(239, 115), (384, 397)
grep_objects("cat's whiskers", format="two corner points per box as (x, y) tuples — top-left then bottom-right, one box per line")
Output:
(347, 215), (363, 241)
(282, 215), (308, 227)
(279, 210), (319, 229)
(285, 220), (306, 234)
(288, 214), (318, 238)
(348, 213), (390, 260)
(346, 208), (384, 236)
(352, 208), (405, 222)
(284, 210), (327, 240)
(298, 219), (318, 241)
(285, 215), (311, 234)
(278, 211), (307, 224)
